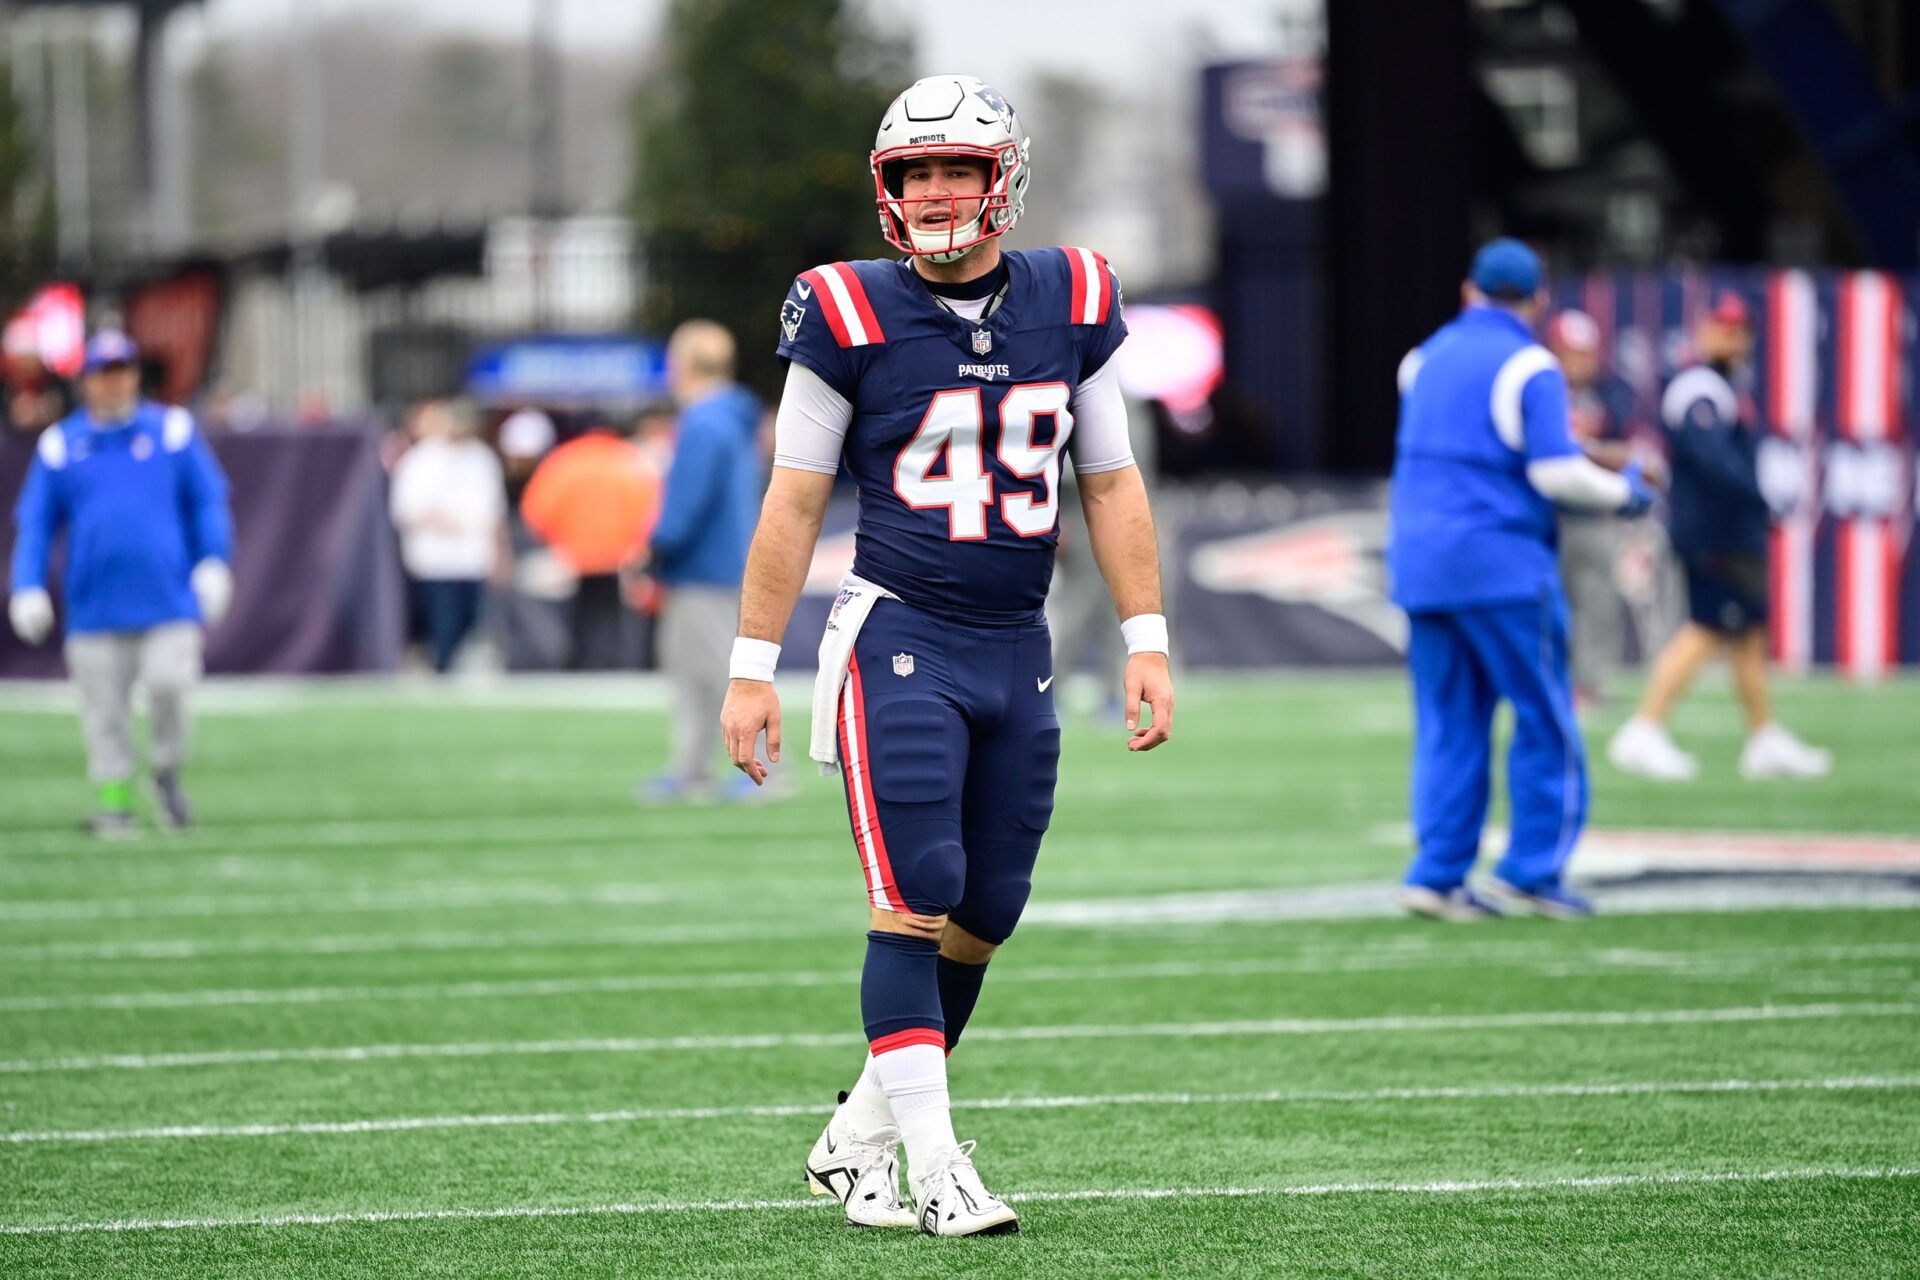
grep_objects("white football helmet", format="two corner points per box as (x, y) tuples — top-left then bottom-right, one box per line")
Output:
(871, 75), (1030, 264)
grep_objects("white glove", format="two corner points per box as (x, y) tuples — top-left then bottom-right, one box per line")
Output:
(191, 559), (234, 626)
(8, 588), (54, 645)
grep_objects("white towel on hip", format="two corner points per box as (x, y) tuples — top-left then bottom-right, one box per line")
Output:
(809, 573), (900, 775)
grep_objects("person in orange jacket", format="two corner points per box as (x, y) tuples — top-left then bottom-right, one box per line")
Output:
(520, 414), (663, 669)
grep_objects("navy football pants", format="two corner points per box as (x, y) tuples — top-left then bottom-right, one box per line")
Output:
(837, 599), (1059, 945)
(1403, 590), (1588, 894)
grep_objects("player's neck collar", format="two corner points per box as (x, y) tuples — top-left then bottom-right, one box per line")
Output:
(915, 259), (1008, 301)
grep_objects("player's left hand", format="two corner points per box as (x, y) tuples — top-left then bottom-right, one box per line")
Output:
(1124, 652), (1173, 752)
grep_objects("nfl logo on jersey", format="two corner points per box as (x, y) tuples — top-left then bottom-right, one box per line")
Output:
(892, 652), (915, 677)
(970, 328), (993, 355)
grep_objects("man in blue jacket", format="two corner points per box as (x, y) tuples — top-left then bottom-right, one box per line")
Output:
(1389, 240), (1653, 921)
(8, 332), (234, 834)
(639, 319), (763, 801)
(1607, 295), (1830, 782)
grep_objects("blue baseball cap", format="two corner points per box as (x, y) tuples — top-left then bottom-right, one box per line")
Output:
(1469, 238), (1543, 300)
(82, 330), (140, 373)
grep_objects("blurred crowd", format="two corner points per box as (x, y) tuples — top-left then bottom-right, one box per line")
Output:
(382, 321), (770, 684)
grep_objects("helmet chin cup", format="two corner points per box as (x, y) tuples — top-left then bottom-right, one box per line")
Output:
(907, 211), (987, 263)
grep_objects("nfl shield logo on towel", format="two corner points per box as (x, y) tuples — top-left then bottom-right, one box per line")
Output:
(971, 328), (993, 355)
(893, 652), (915, 677)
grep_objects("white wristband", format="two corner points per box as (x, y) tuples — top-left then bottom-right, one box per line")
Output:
(1121, 613), (1169, 656)
(729, 637), (781, 682)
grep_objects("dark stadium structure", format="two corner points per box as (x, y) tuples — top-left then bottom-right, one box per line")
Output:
(1296, 0), (1920, 476)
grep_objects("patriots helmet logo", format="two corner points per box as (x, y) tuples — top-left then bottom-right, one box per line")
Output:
(975, 84), (1016, 127)
(971, 328), (993, 355)
(781, 299), (805, 342)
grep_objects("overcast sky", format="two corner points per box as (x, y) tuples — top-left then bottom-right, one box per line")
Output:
(175, 0), (1306, 105)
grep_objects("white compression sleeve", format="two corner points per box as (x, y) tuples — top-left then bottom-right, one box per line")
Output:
(1526, 454), (1632, 512)
(1067, 359), (1136, 475)
(772, 361), (853, 475)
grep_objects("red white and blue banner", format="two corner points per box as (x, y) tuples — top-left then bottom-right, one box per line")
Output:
(1554, 267), (1916, 679)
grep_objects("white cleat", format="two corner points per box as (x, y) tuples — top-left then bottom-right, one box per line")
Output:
(1739, 723), (1833, 780)
(804, 1096), (918, 1229)
(910, 1140), (1020, 1236)
(1607, 717), (1700, 782)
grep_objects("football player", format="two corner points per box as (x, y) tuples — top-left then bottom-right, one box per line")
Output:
(720, 75), (1173, 1236)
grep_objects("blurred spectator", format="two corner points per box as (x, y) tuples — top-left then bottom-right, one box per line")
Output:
(1547, 309), (1635, 707)
(8, 331), (233, 835)
(638, 320), (761, 802)
(520, 411), (662, 670)
(1608, 295), (1831, 782)
(620, 403), (679, 617)
(633, 402), (677, 474)
(3, 341), (74, 439)
(196, 382), (272, 435)
(498, 406), (557, 507)
(389, 399), (506, 674)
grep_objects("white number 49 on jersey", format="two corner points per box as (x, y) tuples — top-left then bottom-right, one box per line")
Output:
(894, 383), (1071, 540)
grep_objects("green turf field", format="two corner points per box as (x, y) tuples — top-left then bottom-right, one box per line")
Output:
(1, 672), (1916, 1278)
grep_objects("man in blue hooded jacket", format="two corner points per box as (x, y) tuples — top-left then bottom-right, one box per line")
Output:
(639, 319), (763, 801)
(1388, 241), (1653, 920)
(8, 332), (234, 834)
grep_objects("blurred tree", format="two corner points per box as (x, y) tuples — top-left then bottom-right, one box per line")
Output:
(628, 0), (908, 393)
(417, 39), (525, 153)
(187, 42), (282, 246)
(0, 61), (52, 318)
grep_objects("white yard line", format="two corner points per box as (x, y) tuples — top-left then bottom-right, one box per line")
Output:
(0, 922), (862, 963)
(0, 956), (1590, 1013)
(3, 1001), (1913, 1074)
(0, 881), (682, 922)
(9, 947), (1918, 1012)
(8, 1075), (1915, 1146)
(2, 1166), (1913, 1236)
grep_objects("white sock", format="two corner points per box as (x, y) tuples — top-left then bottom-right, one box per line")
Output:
(837, 1054), (897, 1139)
(872, 1042), (957, 1174)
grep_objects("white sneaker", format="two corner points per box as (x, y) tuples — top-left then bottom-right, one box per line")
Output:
(1397, 884), (1502, 923)
(1740, 723), (1833, 780)
(910, 1140), (1019, 1236)
(1607, 717), (1699, 782)
(805, 1097), (917, 1229)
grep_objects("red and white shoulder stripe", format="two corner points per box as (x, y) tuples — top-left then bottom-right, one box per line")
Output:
(1062, 246), (1114, 326)
(801, 263), (887, 349)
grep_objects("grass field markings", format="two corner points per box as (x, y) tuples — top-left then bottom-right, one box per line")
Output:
(0, 921), (866, 962)
(0, 856), (1382, 908)
(0, 810), (1301, 860)
(2, 1166), (1914, 1236)
(4, 1001), (1913, 1074)
(9, 1074), (1917, 1146)
(7, 947), (1908, 1012)
(0, 881), (685, 922)
(11, 861), (1918, 926)
(0, 955), (1618, 1012)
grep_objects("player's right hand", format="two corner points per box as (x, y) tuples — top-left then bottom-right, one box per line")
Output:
(721, 678), (782, 786)
(8, 588), (53, 645)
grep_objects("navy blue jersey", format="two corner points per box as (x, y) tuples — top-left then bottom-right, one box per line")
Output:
(1660, 363), (1769, 556)
(776, 248), (1126, 625)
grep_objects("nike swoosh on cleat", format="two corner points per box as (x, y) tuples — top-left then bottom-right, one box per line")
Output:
(1037, 676), (1054, 692)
